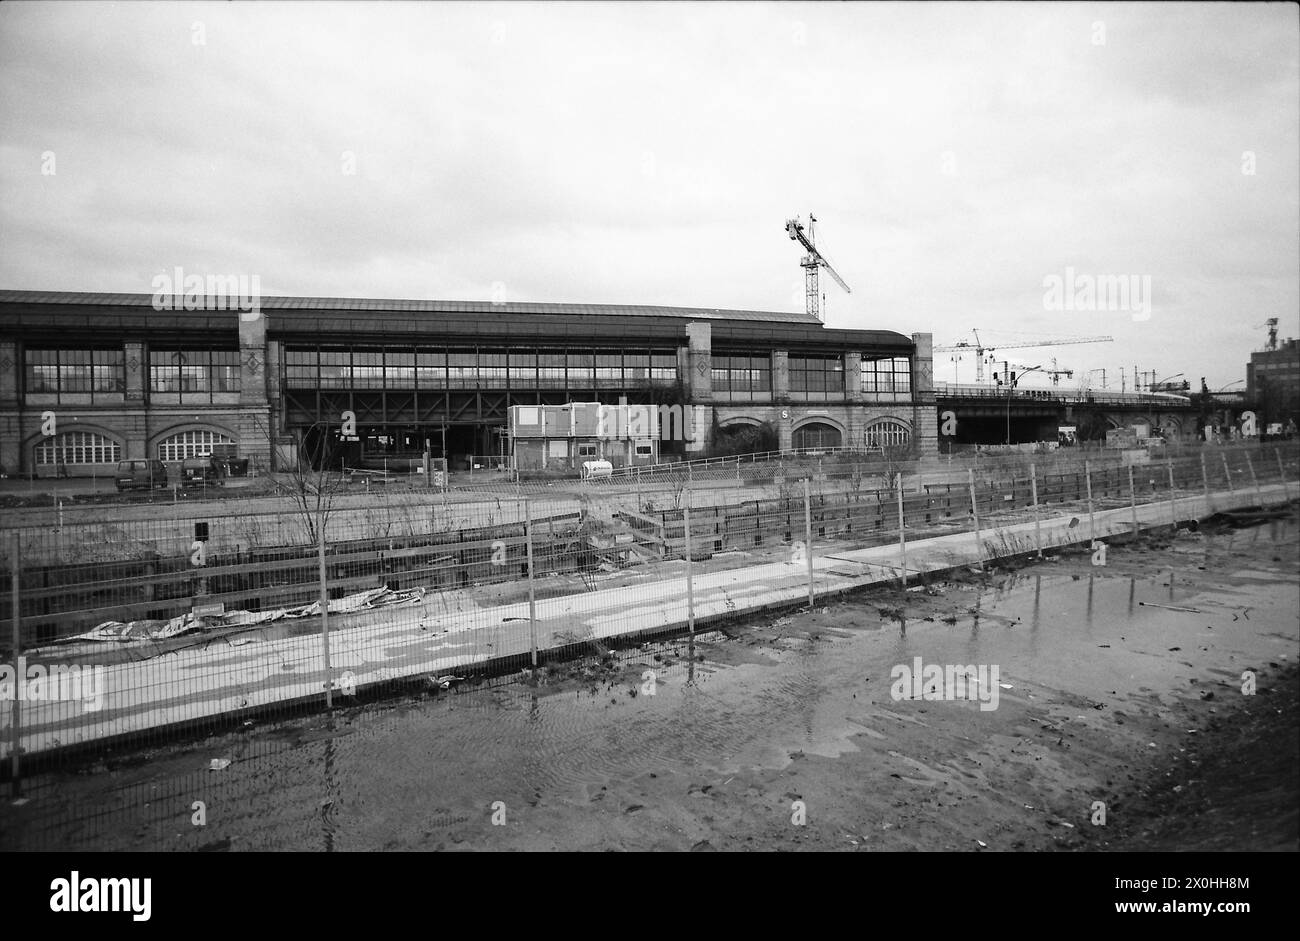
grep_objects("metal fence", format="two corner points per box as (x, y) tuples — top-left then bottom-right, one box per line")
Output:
(1, 441), (1296, 811)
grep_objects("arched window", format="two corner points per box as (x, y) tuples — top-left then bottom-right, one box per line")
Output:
(34, 431), (121, 465)
(157, 430), (234, 461)
(864, 420), (911, 449)
(792, 422), (843, 450)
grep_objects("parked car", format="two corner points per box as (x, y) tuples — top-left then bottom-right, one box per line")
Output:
(180, 456), (224, 488)
(115, 459), (168, 491)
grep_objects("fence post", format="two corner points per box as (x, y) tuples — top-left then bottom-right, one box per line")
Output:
(525, 498), (537, 667)
(1246, 453), (1264, 507)
(318, 515), (332, 709)
(1128, 464), (1138, 533)
(683, 492), (696, 636)
(1201, 451), (1212, 513)
(10, 533), (22, 798)
(1030, 462), (1042, 558)
(896, 473), (907, 589)
(1278, 448), (1291, 502)
(1221, 452), (1234, 492)
(1166, 458), (1178, 528)
(803, 477), (815, 606)
(967, 468), (983, 571)
(1085, 460), (1096, 546)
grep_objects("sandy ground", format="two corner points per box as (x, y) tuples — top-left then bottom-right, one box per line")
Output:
(1, 509), (1296, 852)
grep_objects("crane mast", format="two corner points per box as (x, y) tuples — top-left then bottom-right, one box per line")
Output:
(785, 213), (851, 321)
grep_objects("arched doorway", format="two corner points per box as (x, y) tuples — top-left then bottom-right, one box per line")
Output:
(792, 421), (842, 450)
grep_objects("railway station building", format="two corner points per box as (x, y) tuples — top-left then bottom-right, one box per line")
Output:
(0, 290), (937, 477)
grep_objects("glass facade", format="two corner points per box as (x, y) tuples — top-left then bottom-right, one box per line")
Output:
(861, 356), (912, 402)
(711, 353), (772, 401)
(789, 354), (844, 401)
(149, 350), (241, 398)
(24, 349), (124, 401)
(283, 346), (679, 390)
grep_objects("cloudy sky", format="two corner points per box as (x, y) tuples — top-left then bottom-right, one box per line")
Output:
(1, 1), (1296, 389)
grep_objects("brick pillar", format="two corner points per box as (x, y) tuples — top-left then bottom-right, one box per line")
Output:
(772, 350), (790, 403)
(911, 332), (938, 460)
(124, 342), (145, 402)
(238, 311), (268, 407)
(0, 340), (18, 474)
(844, 351), (862, 403)
(684, 322), (711, 403)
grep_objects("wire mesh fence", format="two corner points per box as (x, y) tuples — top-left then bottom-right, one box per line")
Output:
(1, 440), (1296, 815)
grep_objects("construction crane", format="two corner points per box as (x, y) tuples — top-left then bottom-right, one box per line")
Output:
(1255, 317), (1279, 351)
(1043, 357), (1074, 386)
(785, 213), (851, 321)
(934, 330), (1113, 383)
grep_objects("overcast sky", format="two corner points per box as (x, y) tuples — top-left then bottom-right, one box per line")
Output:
(1, 1), (1296, 390)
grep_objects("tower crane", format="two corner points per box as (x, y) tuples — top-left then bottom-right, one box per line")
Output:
(785, 213), (851, 321)
(1044, 357), (1074, 386)
(934, 330), (1113, 383)
(1255, 317), (1279, 351)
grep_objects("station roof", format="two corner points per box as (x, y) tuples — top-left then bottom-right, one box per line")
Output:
(0, 290), (915, 351)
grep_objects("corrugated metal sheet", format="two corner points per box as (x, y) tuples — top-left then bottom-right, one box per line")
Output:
(0, 290), (822, 325)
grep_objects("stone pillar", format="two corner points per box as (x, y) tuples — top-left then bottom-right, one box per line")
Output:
(910, 333), (934, 395)
(844, 351), (862, 403)
(684, 322), (711, 403)
(910, 333), (938, 460)
(124, 342), (145, 402)
(0, 340), (18, 409)
(778, 407), (794, 450)
(772, 351), (790, 403)
(238, 311), (268, 407)
(0, 341), (18, 474)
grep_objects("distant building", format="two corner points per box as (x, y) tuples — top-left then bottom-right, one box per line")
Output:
(0, 291), (937, 478)
(1247, 336), (1300, 424)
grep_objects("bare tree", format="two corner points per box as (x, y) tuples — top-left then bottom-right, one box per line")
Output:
(249, 416), (348, 546)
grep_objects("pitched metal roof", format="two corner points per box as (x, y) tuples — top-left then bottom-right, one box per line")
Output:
(0, 290), (823, 325)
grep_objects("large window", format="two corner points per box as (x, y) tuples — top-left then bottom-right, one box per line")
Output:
(864, 419), (911, 449)
(25, 348), (124, 401)
(861, 356), (912, 402)
(158, 430), (235, 461)
(319, 350), (351, 388)
(711, 353), (771, 401)
(280, 346), (680, 391)
(789, 354), (844, 401)
(35, 431), (121, 466)
(149, 350), (241, 398)
(352, 351), (385, 389)
(285, 349), (318, 388)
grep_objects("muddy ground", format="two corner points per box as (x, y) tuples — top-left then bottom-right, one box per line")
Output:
(1, 510), (1296, 852)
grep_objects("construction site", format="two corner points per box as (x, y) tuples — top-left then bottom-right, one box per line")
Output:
(0, 430), (1296, 849)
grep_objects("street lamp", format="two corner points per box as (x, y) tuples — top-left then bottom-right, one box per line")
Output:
(998, 364), (1044, 445)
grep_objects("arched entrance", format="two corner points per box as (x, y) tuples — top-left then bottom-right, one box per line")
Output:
(792, 421), (842, 450)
